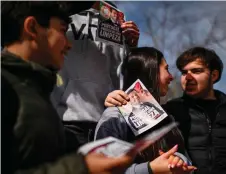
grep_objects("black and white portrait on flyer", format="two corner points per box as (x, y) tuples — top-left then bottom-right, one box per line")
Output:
(118, 79), (168, 136)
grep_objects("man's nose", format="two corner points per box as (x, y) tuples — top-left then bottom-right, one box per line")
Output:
(185, 72), (193, 80)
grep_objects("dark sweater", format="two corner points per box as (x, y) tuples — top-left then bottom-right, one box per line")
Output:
(1, 50), (88, 174)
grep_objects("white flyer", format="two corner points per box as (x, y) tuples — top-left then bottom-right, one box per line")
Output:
(118, 79), (168, 136)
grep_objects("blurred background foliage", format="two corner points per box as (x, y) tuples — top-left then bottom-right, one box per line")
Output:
(116, 1), (226, 103)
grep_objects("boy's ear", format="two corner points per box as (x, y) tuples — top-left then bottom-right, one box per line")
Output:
(211, 70), (219, 83)
(23, 16), (38, 39)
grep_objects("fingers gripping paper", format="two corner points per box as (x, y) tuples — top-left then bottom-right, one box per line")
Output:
(118, 79), (168, 136)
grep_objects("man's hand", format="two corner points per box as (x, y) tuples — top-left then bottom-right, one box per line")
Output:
(105, 90), (129, 107)
(85, 149), (137, 174)
(121, 21), (140, 47)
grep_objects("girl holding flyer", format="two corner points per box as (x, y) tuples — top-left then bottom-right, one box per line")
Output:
(95, 47), (196, 174)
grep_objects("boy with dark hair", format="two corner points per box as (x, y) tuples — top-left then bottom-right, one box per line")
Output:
(163, 47), (226, 174)
(176, 47), (223, 83)
(1, 2), (137, 174)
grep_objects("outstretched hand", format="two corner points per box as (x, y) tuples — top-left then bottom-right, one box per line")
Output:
(150, 145), (197, 174)
(154, 148), (197, 174)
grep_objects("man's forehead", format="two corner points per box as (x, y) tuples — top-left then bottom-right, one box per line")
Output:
(49, 17), (69, 29)
(182, 58), (207, 70)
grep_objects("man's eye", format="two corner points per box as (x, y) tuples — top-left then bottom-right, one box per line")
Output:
(181, 71), (187, 75)
(192, 69), (203, 74)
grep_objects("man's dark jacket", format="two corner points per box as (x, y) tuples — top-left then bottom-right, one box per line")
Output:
(1, 51), (88, 174)
(163, 91), (226, 174)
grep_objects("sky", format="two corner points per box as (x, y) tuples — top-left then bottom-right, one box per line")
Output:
(116, 1), (226, 95)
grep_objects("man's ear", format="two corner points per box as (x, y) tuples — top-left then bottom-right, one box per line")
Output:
(23, 16), (39, 39)
(211, 70), (219, 83)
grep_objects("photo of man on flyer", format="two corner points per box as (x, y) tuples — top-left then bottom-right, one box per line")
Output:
(110, 8), (118, 23)
(118, 80), (168, 136)
(97, 1), (125, 46)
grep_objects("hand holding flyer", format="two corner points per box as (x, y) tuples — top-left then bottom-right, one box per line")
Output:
(78, 122), (178, 158)
(118, 79), (169, 136)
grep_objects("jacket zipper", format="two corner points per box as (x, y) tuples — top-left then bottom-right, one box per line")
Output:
(203, 110), (212, 172)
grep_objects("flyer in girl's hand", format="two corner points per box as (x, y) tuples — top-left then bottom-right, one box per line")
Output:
(118, 79), (169, 136)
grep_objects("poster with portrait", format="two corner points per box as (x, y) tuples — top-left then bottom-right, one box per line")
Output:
(95, 1), (125, 47)
(118, 79), (169, 136)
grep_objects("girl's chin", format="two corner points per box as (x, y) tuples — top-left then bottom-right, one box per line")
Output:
(160, 90), (167, 97)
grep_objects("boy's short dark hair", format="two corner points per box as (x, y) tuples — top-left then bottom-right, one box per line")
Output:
(176, 47), (223, 83)
(1, 1), (71, 46)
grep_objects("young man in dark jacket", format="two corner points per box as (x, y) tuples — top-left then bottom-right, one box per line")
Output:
(1, 2), (137, 174)
(162, 47), (226, 174)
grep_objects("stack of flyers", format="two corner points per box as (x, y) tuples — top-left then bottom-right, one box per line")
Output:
(95, 1), (125, 47)
(118, 79), (169, 136)
(77, 122), (178, 157)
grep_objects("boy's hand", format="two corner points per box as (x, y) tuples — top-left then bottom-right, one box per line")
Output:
(121, 21), (140, 47)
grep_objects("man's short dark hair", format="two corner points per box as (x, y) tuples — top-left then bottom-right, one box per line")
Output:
(111, 8), (117, 12)
(1, 1), (71, 47)
(105, 1), (117, 8)
(176, 47), (223, 83)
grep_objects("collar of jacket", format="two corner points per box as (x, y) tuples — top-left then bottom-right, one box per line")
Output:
(182, 90), (226, 107)
(1, 50), (57, 94)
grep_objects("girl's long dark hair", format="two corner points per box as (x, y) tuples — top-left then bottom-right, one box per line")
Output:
(121, 47), (163, 102)
(121, 47), (187, 163)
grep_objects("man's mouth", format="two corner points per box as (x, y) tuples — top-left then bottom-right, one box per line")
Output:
(186, 80), (196, 85)
(186, 82), (196, 86)
(186, 83), (196, 90)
